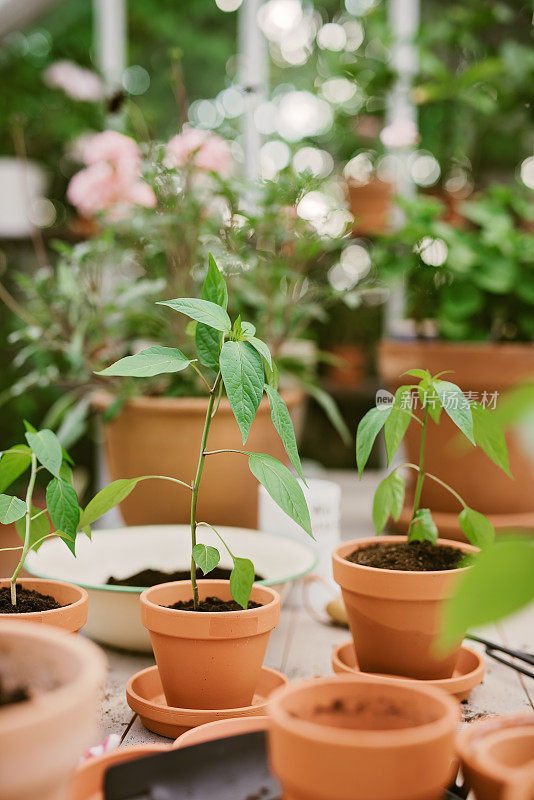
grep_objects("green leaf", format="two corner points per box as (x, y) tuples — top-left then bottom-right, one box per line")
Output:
(305, 383), (351, 445)
(247, 337), (272, 368)
(409, 508), (438, 544)
(0, 445), (32, 493)
(15, 505), (50, 550)
(419, 382), (443, 424)
(434, 381), (474, 444)
(264, 385), (304, 481)
(25, 429), (62, 478)
(192, 543), (220, 575)
(0, 494), (27, 524)
(384, 385), (413, 466)
(229, 557), (255, 609)
(248, 453), (312, 537)
(96, 346), (193, 377)
(79, 478), (141, 528)
(440, 539), (534, 650)
(46, 477), (80, 538)
(264, 359), (280, 390)
(458, 506), (495, 549)
(220, 341), (265, 444)
(203, 253), (228, 308)
(356, 406), (391, 477)
(241, 322), (256, 338)
(402, 369), (429, 380)
(195, 324), (221, 371)
(471, 403), (512, 477)
(372, 470), (405, 534)
(158, 298), (231, 333)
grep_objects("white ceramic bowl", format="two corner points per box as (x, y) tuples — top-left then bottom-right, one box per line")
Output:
(26, 525), (317, 652)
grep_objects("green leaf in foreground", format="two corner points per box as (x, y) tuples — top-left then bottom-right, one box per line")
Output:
(25, 429), (62, 478)
(356, 405), (391, 477)
(96, 346), (193, 377)
(434, 380), (474, 444)
(220, 341), (264, 444)
(409, 508), (438, 544)
(372, 470), (405, 534)
(192, 543), (220, 575)
(247, 337), (272, 368)
(158, 298), (232, 333)
(384, 385), (413, 466)
(79, 478), (142, 528)
(471, 403), (511, 477)
(195, 324), (221, 371)
(264, 385), (304, 481)
(458, 506), (495, 549)
(0, 494), (27, 524)
(46, 477), (80, 538)
(203, 253), (228, 308)
(248, 453), (312, 537)
(0, 445), (32, 493)
(230, 557), (255, 609)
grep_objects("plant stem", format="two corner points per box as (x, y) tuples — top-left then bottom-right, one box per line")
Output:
(402, 463), (467, 510)
(409, 407), (429, 540)
(190, 374), (221, 609)
(10, 452), (37, 605)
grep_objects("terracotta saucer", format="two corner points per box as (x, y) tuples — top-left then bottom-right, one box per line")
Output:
(67, 745), (168, 800)
(126, 665), (288, 738)
(332, 641), (484, 701)
(173, 715), (269, 748)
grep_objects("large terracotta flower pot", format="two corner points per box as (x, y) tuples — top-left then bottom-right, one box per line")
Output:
(0, 620), (106, 800)
(0, 578), (89, 633)
(379, 339), (534, 538)
(93, 389), (305, 528)
(457, 712), (534, 800)
(140, 579), (280, 710)
(268, 675), (460, 800)
(332, 536), (477, 680)
(348, 178), (393, 235)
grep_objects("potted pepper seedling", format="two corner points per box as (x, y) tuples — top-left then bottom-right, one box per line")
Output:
(333, 368), (511, 680)
(96, 255), (312, 709)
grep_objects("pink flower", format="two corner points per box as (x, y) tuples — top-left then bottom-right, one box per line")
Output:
(379, 119), (420, 149)
(44, 61), (103, 102)
(83, 131), (141, 174)
(166, 127), (233, 177)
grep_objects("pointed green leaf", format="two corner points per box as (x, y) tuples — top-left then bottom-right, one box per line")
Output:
(195, 324), (221, 371)
(16, 505), (50, 549)
(418, 383), (442, 424)
(79, 478), (141, 528)
(248, 453), (312, 537)
(96, 346), (194, 377)
(0, 445), (32, 493)
(241, 322), (256, 338)
(247, 337), (272, 368)
(158, 298), (231, 333)
(230, 557), (255, 609)
(193, 543), (221, 575)
(220, 341), (264, 444)
(264, 385), (304, 481)
(434, 381), (474, 444)
(0, 494), (27, 524)
(46, 477), (80, 538)
(402, 369), (429, 380)
(264, 359), (280, 390)
(409, 508), (438, 544)
(25, 429), (62, 478)
(203, 253), (228, 308)
(356, 406), (391, 477)
(372, 470), (405, 534)
(384, 385), (413, 466)
(471, 403), (511, 477)
(458, 506), (495, 549)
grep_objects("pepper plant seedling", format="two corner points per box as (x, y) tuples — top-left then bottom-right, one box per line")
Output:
(356, 368), (511, 547)
(96, 254), (313, 610)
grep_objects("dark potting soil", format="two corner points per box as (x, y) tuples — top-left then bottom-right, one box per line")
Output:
(0, 679), (30, 708)
(168, 596), (262, 612)
(107, 566), (264, 588)
(346, 540), (464, 572)
(0, 586), (62, 613)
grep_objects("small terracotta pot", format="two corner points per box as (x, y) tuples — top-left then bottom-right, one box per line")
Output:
(327, 344), (366, 389)
(332, 536), (477, 680)
(66, 745), (168, 800)
(457, 712), (534, 800)
(347, 178), (393, 235)
(268, 675), (460, 800)
(140, 579), (281, 710)
(173, 715), (269, 748)
(0, 620), (106, 800)
(0, 578), (89, 633)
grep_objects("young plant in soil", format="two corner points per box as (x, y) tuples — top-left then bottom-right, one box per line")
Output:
(355, 368), (511, 570)
(96, 255), (312, 610)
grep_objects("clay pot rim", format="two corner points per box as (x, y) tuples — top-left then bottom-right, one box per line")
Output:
(141, 579), (279, 617)
(0, 620), (106, 730)
(268, 675), (460, 748)
(70, 743), (169, 790)
(0, 577), (89, 619)
(456, 712), (534, 769)
(172, 714), (270, 748)
(332, 536), (478, 578)
(92, 388), (305, 415)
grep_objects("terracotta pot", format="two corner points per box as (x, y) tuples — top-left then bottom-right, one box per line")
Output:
(457, 712), (534, 800)
(268, 675), (460, 800)
(93, 389), (305, 528)
(0, 523), (28, 578)
(347, 178), (393, 235)
(503, 766), (534, 800)
(140, 579), (280, 710)
(0, 620), (106, 800)
(0, 578), (89, 633)
(332, 536), (477, 680)
(379, 339), (534, 536)
(173, 715), (269, 748)
(66, 745), (168, 800)
(327, 344), (366, 388)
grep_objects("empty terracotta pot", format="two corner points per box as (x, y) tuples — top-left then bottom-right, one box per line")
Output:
(268, 675), (460, 800)
(0, 578), (89, 633)
(173, 715), (269, 748)
(66, 745), (168, 800)
(457, 712), (534, 800)
(0, 620), (106, 800)
(93, 389), (305, 528)
(332, 536), (477, 680)
(140, 579), (280, 710)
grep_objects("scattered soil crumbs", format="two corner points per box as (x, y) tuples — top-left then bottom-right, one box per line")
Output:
(167, 596), (262, 613)
(0, 587), (61, 614)
(347, 541), (465, 572)
(108, 566), (263, 587)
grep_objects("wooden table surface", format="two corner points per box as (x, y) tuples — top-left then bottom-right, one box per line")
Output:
(96, 470), (534, 747)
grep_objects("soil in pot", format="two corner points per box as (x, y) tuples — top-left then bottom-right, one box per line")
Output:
(167, 596), (262, 612)
(0, 678), (30, 708)
(0, 585), (62, 613)
(346, 541), (464, 572)
(310, 693), (438, 731)
(107, 566), (264, 587)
